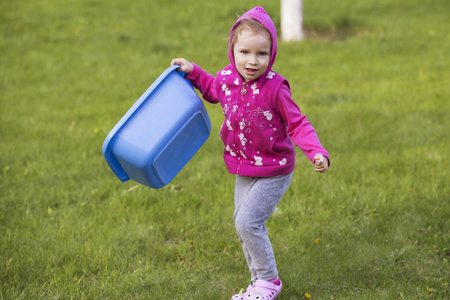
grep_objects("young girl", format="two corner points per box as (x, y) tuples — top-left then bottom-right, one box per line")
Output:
(171, 6), (329, 300)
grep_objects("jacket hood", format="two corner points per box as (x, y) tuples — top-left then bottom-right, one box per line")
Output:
(228, 6), (277, 79)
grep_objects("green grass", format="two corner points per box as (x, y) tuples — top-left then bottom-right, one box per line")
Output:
(1, 0), (449, 299)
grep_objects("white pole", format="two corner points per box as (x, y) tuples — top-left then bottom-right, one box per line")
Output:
(281, 0), (304, 41)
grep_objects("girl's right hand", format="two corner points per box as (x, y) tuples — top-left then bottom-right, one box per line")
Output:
(171, 58), (193, 74)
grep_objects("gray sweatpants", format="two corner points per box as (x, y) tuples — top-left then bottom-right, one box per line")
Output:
(233, 172), (293, 282)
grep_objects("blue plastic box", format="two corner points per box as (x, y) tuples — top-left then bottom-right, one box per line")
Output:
(102, 65), (211, 189)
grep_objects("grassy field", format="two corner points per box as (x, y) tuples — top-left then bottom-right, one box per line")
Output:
(1, 0), (449, 299)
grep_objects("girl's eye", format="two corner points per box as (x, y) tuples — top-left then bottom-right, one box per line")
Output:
(259, 52), (267, 56)
(241, 51), (248, 54)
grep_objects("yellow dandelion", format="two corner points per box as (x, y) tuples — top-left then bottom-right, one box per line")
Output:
(94, 128), (100, 133)
(315, 238), (321, 244)
(433, 245), (438, 249)
(74, 277), (78, 281)
(304, 293), (311, 298)
(442, 282), (448, 286)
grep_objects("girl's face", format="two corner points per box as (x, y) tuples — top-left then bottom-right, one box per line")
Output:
(233, 28), (271, 82)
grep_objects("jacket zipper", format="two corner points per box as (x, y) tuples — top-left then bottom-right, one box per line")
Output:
(241, 82), (247, 95)
(236, 82), (248, 173)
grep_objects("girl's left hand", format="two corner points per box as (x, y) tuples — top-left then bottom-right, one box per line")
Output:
(314, 158), (329, 173)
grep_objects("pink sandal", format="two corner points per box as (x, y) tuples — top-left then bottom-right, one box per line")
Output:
(243, 280), (282, 299)
(231, 284), (254, 300)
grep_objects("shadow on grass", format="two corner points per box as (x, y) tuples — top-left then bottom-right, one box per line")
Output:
(304, 16), (364, 40)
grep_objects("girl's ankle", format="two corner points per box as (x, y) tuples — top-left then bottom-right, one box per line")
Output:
(268, 276), (281, 286)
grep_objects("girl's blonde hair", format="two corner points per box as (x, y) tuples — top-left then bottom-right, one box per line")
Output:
(230, 18), (272, 50)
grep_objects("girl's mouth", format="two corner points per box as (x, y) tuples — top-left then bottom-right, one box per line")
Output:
(246, 68), (257, 74)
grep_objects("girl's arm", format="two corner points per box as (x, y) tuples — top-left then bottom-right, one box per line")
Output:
(276, 84), (330, 172)
(170, 58), (219, 104)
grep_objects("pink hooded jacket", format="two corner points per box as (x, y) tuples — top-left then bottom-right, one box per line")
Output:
(187, 6), (330, 177)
